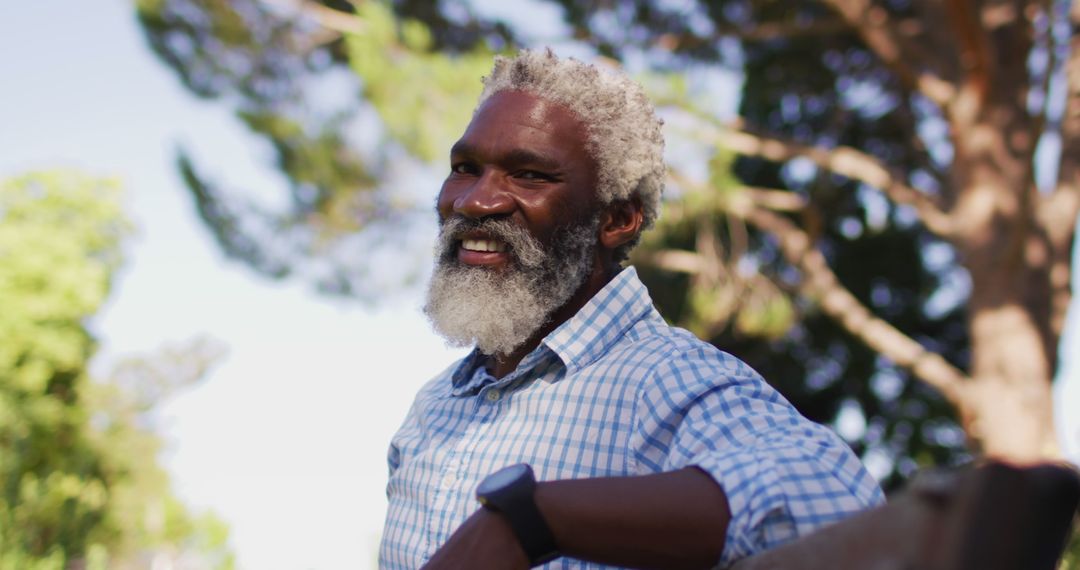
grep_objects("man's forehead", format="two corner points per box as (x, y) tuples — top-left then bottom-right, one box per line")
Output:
(468, 90), (586, 138)
(449, 92), (588, 168)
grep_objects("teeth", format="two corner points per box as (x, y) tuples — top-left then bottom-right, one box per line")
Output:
(462, 239), (507, 253)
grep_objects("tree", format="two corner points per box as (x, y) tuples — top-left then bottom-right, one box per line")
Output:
(132, 0), (1078, 484)
(537, 0), (1079, 466)
(136, 0), (499, 297)
(0, 171), (234, 569)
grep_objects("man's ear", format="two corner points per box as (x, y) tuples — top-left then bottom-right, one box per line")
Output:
(599, 197), (644, 251)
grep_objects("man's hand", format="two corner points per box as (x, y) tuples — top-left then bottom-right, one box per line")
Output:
(421, 508), (530, 570)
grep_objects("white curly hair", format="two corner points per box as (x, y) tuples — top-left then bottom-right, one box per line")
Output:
(476, 48), (665, 261)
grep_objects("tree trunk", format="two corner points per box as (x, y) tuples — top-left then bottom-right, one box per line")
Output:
(948, 24), (1063, 459)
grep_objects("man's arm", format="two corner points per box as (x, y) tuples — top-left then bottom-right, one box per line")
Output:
(423, 345), (882, 569)
(423, 466), (730, 570)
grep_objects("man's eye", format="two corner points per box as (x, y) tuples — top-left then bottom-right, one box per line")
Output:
(451, 163), (477, 175)
(517, 170), (551, 181)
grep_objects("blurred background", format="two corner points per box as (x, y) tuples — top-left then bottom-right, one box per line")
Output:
(2, 1), (1078, 568)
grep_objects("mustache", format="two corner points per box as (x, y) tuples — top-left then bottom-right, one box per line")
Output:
(436, 216), (546, 267)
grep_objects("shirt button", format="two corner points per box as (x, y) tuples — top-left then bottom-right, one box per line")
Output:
(485, 390), (501, 402)
(441, 473), (456, 489)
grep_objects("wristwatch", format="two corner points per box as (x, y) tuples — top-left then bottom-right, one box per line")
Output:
(476, 463), (560, 567)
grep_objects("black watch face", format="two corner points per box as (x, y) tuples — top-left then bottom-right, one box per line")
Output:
(478, 463), (530, 495)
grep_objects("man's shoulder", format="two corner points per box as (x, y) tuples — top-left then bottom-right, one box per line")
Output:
(608, 315), (764, 383)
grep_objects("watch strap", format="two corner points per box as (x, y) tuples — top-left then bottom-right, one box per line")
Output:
(477, 464), (560, 567)
(500, 495), (559, 566)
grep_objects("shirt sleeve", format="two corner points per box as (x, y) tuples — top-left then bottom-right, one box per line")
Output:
(629, 342), (885, 567)
(386, 403), (413, 478)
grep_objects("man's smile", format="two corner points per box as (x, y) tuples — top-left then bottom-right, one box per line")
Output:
(457, 233), (511, 266)
(461, 238), (507, 253)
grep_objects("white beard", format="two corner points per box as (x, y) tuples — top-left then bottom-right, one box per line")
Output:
(423, 216), (598, 357)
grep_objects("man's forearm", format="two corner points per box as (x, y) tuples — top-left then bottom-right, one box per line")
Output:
(534, 466), (731, 570)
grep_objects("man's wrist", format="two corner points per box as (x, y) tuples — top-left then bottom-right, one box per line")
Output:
(476, 508), (531, 567)
(476, 464), (561, 566)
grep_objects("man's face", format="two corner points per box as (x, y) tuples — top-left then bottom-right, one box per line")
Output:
(436, 89), (599, 261)
(423, 90), (602, 356)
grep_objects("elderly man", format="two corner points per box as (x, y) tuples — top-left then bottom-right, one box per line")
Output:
(380, 49), (883, 569)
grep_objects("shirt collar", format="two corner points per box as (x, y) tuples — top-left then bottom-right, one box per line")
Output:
(448, 266), (656, 394)
(449, 350), (487, 394)
(542, 266), (655, 375)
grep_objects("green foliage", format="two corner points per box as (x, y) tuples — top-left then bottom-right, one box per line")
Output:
(135, 0), (384, 294)
(135, 0), (499, 297)
(0, 171), (233, 568)
(344, 2), (494, 163)
(0, 172), (128, 561)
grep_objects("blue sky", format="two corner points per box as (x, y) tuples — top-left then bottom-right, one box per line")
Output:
(1, 2), (1077, 569)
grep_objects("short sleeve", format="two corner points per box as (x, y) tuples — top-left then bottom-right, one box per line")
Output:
(629, 344), (884, 567)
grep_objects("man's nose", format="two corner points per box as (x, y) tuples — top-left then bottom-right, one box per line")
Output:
(451, 171), (515, 219)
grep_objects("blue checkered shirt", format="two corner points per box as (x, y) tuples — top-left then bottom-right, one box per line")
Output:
(380, 267), (883, 569)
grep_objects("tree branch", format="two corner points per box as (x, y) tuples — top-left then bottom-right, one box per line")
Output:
(713, 128), (957, 237)
(656, 18), (851, 49)
(739, 186), (808, 211)
(639, 182), (974, 411)
(730, 203), (973, 411)
(635, 249), (709, 275)
(944, 0), (994, 101)
(651, 173), (972, 409)
(819, 0), (956, 108)
(265, 0), (362, 35)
